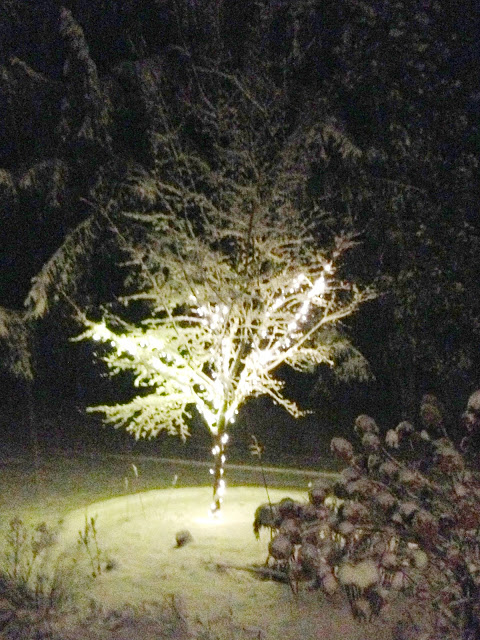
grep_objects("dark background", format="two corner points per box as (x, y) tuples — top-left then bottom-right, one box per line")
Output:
(0, 0), (479, 459)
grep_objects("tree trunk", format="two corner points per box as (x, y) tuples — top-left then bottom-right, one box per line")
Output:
(27, 379), (40, 490)
(390, 334), (417, 420)
(211, 417), (227, 514)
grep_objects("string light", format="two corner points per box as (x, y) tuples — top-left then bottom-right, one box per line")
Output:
(92, 322), (110, 341)
(151, 357), (162, 370)
(309, 274), (326, 298)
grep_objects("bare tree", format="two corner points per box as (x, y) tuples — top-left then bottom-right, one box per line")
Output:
(76, 160), (373, 512)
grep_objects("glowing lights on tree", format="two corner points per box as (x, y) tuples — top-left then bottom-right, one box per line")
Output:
(77, 205), (373, 515)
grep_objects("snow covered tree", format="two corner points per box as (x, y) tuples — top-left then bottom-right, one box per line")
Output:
(76, 192), (373, 512)
(70, 32), (375, 512)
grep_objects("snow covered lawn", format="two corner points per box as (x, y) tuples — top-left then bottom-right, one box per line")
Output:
(0, 454), (399, 639)
(58, 486), (394, 640)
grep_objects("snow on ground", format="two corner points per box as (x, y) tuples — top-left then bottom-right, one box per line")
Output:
(58, 486), (394, 640)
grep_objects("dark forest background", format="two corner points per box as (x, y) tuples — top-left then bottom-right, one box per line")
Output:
(0, 0), (479, 459)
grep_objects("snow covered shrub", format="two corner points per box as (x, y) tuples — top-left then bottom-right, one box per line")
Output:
(255, 390), (480, 640)
(329, 390), (480, 639)
(461, 389), (480, 454)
